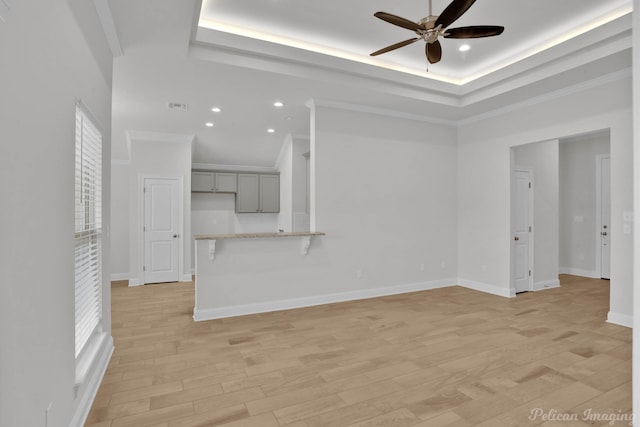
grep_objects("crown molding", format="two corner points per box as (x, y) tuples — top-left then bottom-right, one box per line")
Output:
(93, 0), (123, 57)
(459, 67), (632, 126)
(192, 163), (278, 173)
(307, 98), (458, 127)
(126, 130), (195, 144)
(0, 0), (11, 23)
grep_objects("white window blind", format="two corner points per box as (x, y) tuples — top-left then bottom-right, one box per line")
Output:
(74, 104), (103, 359)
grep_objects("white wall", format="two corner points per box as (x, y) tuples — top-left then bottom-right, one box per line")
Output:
(110, 162), (130, 280)
(277, 135), (310, 232)
(0, 1), (113, 426)
(277, 135), (294, 232)
(292, 137), (310, 231)
(559, 133), (610, 277)
(458, 75), (633, 324)
(195, 102), (459, 318)
(632, 0), (640, 416)
(311, 103), (459, 288)
(513, 140), (560, 290)
(128, 138), (193, 284)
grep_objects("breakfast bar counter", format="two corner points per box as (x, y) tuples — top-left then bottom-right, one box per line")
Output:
(193, 231), (327, 321)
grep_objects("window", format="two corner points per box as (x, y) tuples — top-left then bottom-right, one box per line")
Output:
(74, 104), (102, 359)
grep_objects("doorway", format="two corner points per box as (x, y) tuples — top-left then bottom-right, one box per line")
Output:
(559, 131), (610, 279)
(513, 168), (534, 293)
(596, 154), (611, 279)
(142, 177), (183, 284)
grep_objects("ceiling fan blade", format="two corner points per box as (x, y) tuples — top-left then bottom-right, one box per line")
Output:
(370, 38), (420, 56)
(374, 11), (425, 32)
(435, 0), (476, 29)
(426, 40), (442, 64)
(444, 26), (504, 38)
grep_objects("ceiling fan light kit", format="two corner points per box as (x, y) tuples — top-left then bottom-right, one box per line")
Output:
(371, 0), (504, 65)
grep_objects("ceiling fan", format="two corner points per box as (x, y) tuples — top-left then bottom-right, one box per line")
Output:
(370, 0), (504, 65)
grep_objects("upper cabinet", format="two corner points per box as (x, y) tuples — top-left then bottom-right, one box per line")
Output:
(236, 174), (280, 213)
(191, 171), (237, 193)
(213, 173), (238, 192)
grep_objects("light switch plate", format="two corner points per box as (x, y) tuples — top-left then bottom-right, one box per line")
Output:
(623, 211), (634, 222)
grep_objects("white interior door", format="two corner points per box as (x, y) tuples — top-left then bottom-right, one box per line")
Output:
(144, 178), (181, 284)
(600, 156), (611, 279)
(513, 169), (533, 293)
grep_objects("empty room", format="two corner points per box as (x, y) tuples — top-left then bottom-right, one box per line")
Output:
(1, 1), (638, 426)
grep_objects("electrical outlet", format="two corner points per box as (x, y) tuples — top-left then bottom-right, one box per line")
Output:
(420, 263), (425, 271)
(441, 261), (446, 269)
(356, 269), (363, 279)
(624, 224), (631, 235)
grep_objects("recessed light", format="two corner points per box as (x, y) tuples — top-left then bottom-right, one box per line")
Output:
(267, 128), (275, 133)
(459, 44), (471, 52)
(273, 101), (284, 108)
(205, 122), (214, 127)
(211, 107), (222, 113)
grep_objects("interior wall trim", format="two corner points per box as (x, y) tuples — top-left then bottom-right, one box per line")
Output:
(69, 337), (114, 427)
(457, 278), (516, 298)
(307, 98), (459, 127)
(194, 278), (457, 321)
(459, 67), (632, 126)
(607, 310), (633, 328)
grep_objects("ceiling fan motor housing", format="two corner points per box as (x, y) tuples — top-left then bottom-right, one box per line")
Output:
(417, 16), (441, 43)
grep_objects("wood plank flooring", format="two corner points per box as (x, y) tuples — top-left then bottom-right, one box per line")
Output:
(85, 275), (631, 426)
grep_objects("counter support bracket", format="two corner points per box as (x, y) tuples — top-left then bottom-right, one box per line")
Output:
(301, 236), (311, 256)
(208, 239), (216, 261)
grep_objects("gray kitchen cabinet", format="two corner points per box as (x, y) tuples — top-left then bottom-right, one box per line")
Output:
(191, 171), (237, 192)
(236, 174), (279, 213)
(192, 171), (215, 192)
(259, 174), (280, 213)
(214, 173), (237, 192)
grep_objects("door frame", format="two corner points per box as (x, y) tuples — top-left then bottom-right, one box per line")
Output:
(137, 175), (184, 285)
(595, 153), (611, 279)
(511, 165), (535, 294)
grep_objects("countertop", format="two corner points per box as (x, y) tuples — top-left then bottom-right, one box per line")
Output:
(194, 231), (325, 240)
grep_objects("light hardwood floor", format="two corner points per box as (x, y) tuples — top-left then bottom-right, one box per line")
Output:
(86, 275), (631, 427)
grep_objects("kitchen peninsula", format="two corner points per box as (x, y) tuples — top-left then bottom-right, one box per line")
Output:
(193, 231), (326, 321)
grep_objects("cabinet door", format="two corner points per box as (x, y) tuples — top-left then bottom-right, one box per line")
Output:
(215, 173), (237, 192)
(192, 172), (214, 192)
(260, 175), (280, 213)
(236, 174), (260, 212)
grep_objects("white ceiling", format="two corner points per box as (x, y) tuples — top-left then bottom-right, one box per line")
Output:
(108, 0), (633, 167)
(198, 0), (631, 83)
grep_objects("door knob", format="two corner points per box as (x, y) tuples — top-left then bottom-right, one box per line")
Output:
(173, 234), (179, 238)
(514, 236), (519, 241)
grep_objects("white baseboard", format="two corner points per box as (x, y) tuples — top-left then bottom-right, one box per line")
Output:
(457, 278), (515, 298)
(194, 278), (456, 321)
(69, 335), (114, 427)
(180, 274), (193, 282)
(128, 277), (142, 287)
(559, 267), (599, 278)
(534, 279), (561, 291)
(110, 272), (129, 281)
(607, 311), (633, 328)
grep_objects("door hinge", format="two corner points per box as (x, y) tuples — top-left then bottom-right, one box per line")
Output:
(529, 270), (531, 277)
(529, 182), (532, 189)
(143, 266), (146, 272)
(529, 226), (532, 232)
